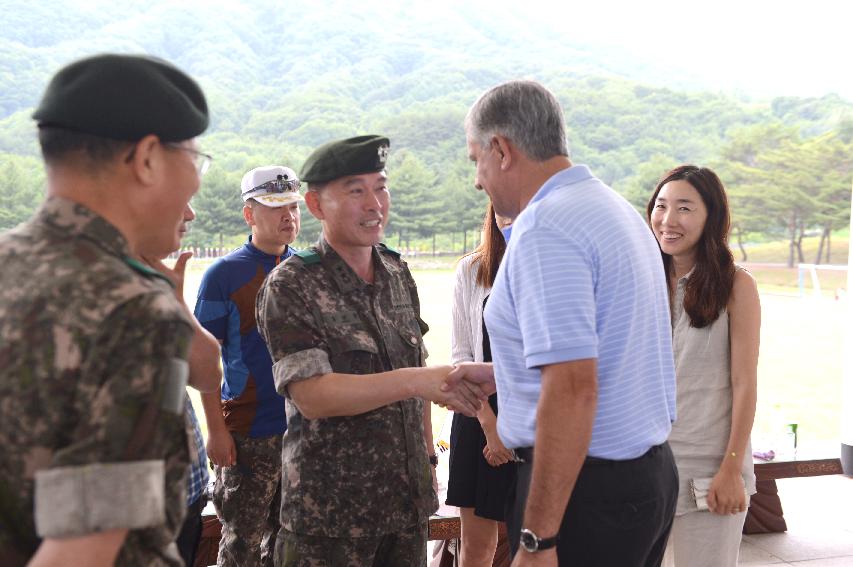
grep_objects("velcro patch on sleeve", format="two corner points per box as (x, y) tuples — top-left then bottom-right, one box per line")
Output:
(34, 460), (165, 538)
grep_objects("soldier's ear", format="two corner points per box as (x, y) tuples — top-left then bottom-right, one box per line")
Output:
(243, 203), (254, 227)
(304, 190), (324, 221)
(127, 134), (163, 186)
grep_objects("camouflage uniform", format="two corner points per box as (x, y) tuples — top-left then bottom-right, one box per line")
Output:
(212, 434), (282, 566)
(0, 197), (194, 567)
(256, 236), (438, 566)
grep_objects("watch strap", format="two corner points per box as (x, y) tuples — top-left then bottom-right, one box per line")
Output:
(535, 533), (558, 550)
(520, 528), (558, 552)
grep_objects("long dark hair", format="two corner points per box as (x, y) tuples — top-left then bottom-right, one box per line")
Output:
(646, 165), (735, 328)
(470, 202), (506, 288)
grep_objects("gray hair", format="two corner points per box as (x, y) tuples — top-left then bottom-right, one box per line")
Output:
(464, 80), (569, 161)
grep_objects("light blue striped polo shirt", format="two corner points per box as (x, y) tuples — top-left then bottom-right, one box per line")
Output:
(484, 165), (676, 459)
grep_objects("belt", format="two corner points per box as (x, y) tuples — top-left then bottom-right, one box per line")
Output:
(514, 444), (666, 466)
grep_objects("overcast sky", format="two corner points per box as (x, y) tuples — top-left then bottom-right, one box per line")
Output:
(524, 0), (851, 100)
(7, 0), (852, 102)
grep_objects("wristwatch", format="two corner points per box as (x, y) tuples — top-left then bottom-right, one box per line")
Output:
(519, 528), (558, 553)
(428, 454), (439, 467)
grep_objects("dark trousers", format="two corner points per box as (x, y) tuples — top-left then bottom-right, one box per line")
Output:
(177, 494), (207, 567)
(508, 443), (678, 567)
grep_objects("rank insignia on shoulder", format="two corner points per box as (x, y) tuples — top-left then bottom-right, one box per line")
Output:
(294, 249), (322, 264)
(378, 243), (400, 258)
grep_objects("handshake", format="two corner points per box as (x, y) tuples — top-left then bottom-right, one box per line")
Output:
(419, 362), (496, 417)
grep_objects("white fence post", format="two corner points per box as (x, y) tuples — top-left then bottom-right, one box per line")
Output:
(842, 179), (853, 475)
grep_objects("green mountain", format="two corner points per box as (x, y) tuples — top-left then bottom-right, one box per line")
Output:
(1, 0), (851, 250)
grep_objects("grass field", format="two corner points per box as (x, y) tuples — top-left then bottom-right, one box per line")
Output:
(408, 271), (848, 447)
(183, 239), (849, 449)
(736, 233), (849, 265)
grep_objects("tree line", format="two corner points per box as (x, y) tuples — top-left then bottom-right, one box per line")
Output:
(3, 117), (850, 267)
(2, 0), (852, 262)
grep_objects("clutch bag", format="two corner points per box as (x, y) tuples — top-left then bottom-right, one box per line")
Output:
(690, 477), (748, 511)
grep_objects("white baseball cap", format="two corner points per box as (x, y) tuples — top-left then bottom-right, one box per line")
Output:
(240, 165), (303, 207)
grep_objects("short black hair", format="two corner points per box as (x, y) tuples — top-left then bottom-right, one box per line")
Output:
(38, 126), (133, 168)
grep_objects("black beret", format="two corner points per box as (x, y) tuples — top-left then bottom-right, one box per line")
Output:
(33, 53), (209, 142)
(301, 135), (390, 184)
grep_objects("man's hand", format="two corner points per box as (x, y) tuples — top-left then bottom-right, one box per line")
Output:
(444, 362), (496, 397)
(206, 427), (237, 467)
(511, 548), (558, 567)
(416, 365), (484, 417)
(144, 251), (221, 393)
(141, 251), (192, 300)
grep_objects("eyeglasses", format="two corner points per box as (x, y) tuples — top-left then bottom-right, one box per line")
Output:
(122, 142), (213, 176)
(163, 143), (213, 176)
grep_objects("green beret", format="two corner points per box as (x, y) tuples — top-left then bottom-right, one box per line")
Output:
(301, 135), (390, 184)
(33, 53), (208, 142)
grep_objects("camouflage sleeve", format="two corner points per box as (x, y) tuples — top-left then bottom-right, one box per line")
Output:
(256, 272), (332, 399)
(33, 292), (193, 539)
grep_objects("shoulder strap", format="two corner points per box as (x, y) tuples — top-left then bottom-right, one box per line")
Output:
(294, 249), (322, 265)
(377, 243), (401, 258)
(123, 257), (174, 287)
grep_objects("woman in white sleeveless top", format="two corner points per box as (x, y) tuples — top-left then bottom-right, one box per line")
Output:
(647, 165), (760, 567)
(446, 203), (516, 566)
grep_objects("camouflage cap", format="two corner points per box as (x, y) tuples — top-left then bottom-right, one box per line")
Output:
(241, 165), (303, 207)
(33, 53), (208, 142)
(300, 135), (390, 184)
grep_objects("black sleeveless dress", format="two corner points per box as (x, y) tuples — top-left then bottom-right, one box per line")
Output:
(445, 296), (517, 521)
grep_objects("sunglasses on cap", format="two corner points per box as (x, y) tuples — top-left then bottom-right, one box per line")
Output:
(242, 175), (302, 200)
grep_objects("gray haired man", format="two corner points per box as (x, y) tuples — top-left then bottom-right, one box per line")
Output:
(449, 80), (678, 566)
